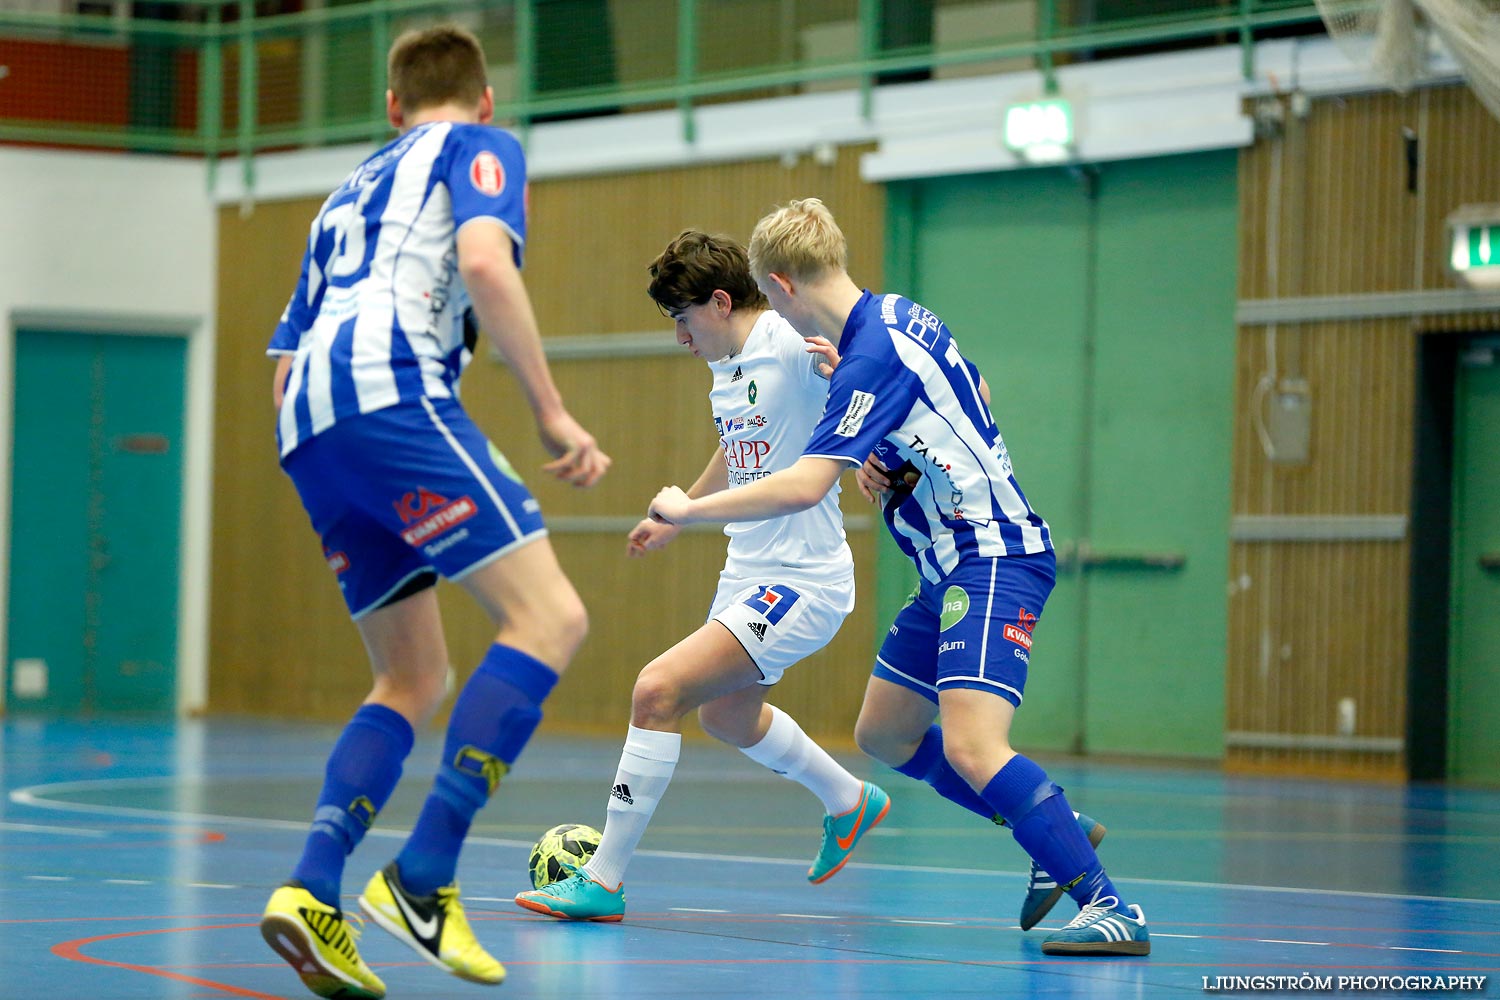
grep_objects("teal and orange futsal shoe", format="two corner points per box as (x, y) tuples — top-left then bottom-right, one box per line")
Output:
(514, 864), (626, 922)
(808, 780), (891, 884)
(1041, 894), (1150, 956)
(1019, 813), (1108, 930)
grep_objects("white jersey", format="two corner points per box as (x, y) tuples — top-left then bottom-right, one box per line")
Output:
(708, 312), (854, 604)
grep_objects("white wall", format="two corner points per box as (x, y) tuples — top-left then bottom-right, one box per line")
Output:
(0, 146), (216, 715)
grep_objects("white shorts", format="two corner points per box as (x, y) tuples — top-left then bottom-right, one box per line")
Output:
(707, 574), (854, 685)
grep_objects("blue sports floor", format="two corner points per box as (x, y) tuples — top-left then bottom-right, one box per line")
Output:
(1, 718), (1497, 999)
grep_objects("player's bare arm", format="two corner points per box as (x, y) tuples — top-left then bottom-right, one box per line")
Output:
(627, 449), (730, 556)
(649, 455), (844, 525)
(458, 220), (612, 487)
(272, 354), (293, 410)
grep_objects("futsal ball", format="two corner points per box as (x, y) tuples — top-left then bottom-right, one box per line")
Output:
(529, 823), (602, 889)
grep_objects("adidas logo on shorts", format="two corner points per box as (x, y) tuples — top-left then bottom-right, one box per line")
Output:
(611, 783), (634, 804)
(748, 621), (768, 641)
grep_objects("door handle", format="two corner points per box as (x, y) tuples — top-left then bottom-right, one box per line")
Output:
(1056, 540), (1185, 571)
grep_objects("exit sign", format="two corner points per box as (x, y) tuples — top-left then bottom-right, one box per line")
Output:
(1004, 99), (1073, 163)
(1447, 206), (1500, 289)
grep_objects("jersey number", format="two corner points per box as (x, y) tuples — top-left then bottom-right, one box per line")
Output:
(945, 339), (992, 427)
(320, 185), (377, 279)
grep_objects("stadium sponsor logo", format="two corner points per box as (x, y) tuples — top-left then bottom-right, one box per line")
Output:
(836, 391), (877, 437)
(469, 151), (506, 196)
(938, 639), (966, 655)
(1003, 624), (1033, 650)
(939, 586), (969, 631)
(400, 496), (479, 546)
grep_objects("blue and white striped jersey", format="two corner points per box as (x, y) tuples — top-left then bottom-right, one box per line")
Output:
(267, 121), (528, 457)
(802, 290), (1052, 583)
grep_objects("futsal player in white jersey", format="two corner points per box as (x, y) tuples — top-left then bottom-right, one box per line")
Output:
(514, 231), (888, 922)
(258, 25), (610, 999)
(649, 200), (1149, 956)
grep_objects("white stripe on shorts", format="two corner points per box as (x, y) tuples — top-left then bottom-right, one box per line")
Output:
(420, 396), (522, 538)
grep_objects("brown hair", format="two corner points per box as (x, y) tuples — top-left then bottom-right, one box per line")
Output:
(748, 197), (847, 281)
(647, 230), (768, 314)
(388, 24), (488, 113)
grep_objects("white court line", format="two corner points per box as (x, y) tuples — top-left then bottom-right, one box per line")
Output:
(0, 820), (105, 836)
(778, 913), (838, 919)
(671, 907), (730, 913)
(25, 875), (73, 881)
(890, 919), (956, 926)
(1391, 946), (1463, 954)
(187, 882), (237, 889)
(105, 879), (151, 885)
(12, 776), (1500, 909)
(1257, 939), (1329, 946)
(1152, 933), (1203, 939)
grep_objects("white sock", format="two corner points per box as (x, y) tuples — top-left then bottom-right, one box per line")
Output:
(582, 725), (681, 889)
(738, 705), (863, 815)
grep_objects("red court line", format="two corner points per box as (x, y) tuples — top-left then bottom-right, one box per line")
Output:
(51, 922), (284, 999)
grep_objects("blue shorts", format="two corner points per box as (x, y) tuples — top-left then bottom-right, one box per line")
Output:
(872, 550), (1056, 706)
(282, 397), (547, 619)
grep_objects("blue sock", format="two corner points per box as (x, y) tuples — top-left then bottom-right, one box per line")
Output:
(980, 754), (1125, 909)
(894, 726), (1003, 823)
(396, 644), (557, 895)
(292, 703), (414, 908)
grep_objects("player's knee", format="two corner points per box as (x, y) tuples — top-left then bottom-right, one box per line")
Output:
(630, 665), (685, 729)
(520, 590), (588, 667)
(697, 701), (755, 745)
(371, 668), (448, 724)
(853, 718), (906, 766)
(941, 733), (1012, 789)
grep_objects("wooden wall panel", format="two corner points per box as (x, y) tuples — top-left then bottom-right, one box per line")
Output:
(1229, 83), (1500, 778)
(210, 145), (884, 744)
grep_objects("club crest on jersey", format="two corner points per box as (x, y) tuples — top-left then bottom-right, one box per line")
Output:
(748, 379), (758, 404)
(742, 585), (800, 626)
(469, 151), (506, 196)
(324, 548), (350, 574)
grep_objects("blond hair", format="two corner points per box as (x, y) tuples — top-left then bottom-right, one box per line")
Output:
(748, 198), (848, 282)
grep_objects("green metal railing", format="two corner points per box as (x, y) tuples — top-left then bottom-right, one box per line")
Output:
(0, 0), (1324, 173)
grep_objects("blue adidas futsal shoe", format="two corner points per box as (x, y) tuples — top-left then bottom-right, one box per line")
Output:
(1019, 813), (1107, 931)
(1041, 894), (1150, 955)
(809, 781), (890, 883)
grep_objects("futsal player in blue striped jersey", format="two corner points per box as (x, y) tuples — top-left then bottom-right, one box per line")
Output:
(649, 198), (1148, 956)
(258, 25), (610, 999)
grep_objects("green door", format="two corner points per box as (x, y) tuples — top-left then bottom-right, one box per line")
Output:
(6, 329), (185, 715)
(1449, 349), (1500, 783)
(886, 152), (1237, 758)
